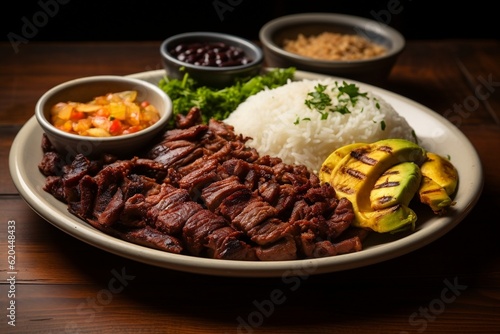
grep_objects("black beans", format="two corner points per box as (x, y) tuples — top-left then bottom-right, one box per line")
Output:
(170, 41), (252, 67)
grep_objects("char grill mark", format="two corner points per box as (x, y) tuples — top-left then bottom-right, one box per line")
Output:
(154, 200), (202, 235)
(146, 185), (191, 220)
(201, 176), (250, 212)
(232, 198), (275, 231)
(182, 209), (228, 256)
(206, 226), (258, 261)
(183, 211), (255, 260)
(178, 158), (220, 197)
(145, 185), (202, 234)
(229, 200), (287, 245)
(40, 107), (361, 261)
(217, 188), (253, 221)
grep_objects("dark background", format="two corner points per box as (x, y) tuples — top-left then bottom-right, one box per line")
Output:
(2, 0), (499, 43)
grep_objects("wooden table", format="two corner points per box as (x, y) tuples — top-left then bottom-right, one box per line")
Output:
(1, 40), (499, 334)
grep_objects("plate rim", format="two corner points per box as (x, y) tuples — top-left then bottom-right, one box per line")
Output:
(8, 69), (484, 277)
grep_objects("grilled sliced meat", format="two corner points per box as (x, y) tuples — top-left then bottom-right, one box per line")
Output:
(175, 106), (204, 129)
(183, 209), (228, 256)
(38, 151), (63, 177)
(255, 236), (297, 261)
(178, 158), (219, 197)
(201, 176), (250, 212)
(40, 107), (359, 261)
(206, 226), (258, 261)
(154, 201), (202, 235)
(122, 226), (184, 254)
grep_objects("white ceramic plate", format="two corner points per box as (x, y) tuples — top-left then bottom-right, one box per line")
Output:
(9, 70), (483, 277)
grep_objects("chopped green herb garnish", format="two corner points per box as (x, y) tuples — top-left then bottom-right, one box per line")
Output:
(305, 81), (367, 120)
(381, 120), (386, 130)
(335, 81), (368, 104)
(294, 117), (313, 125)
(333, 105), (351, 115)
(304, 84), (332, 111)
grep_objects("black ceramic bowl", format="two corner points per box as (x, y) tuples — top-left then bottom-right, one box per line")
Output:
(259, 13), (405, 84)
(160, 32), (264, 88)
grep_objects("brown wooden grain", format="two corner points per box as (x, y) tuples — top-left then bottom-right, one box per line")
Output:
(0, 40), (499, 334)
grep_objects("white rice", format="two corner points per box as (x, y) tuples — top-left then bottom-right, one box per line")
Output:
(224, 78), (416, 173)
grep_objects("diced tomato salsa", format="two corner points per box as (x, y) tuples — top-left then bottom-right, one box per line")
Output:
(50, 90), (161, 137)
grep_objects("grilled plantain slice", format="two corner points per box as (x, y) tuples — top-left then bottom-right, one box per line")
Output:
(420, 152), (458, 196)
(370, 161), (422, 210)
(329, 138), (426, 233)
(418, 152), (458, 214)
(419, 175), (453, 214)
(319, 142), (367, 184)
(357, 204), (417, 233)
